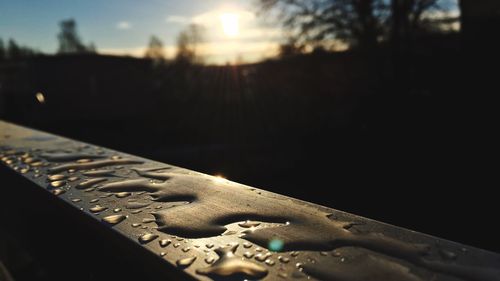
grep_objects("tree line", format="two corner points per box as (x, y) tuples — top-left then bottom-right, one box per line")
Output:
(0, 18), (205, 65)
(1, 0), (460, 62)
(258, 0), (459, 56)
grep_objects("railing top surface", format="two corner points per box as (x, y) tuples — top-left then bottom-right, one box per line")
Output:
(1, 120), (499, 281)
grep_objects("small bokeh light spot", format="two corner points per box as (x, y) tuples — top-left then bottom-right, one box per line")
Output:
(268, 238), (284, 252)
(35, 92), (45, 104)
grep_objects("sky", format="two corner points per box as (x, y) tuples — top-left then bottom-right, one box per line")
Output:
(0, 0), (282, 64)
(0, 0), (459, 64)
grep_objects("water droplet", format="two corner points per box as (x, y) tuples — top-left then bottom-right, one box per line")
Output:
(116, 192), (131, 198)
(90, 198), (99, 203)
(176, 256), (196, 267)
(52, 189), (65, 196)
(142, 218), (155, 223)
(173, 243), (180, 248)
(102, 214), (127, 225)
(159, 239), (171, 247)
(50, 180), (66, 188)
(71, 198), (81, 202)
(160, 252), (166, 257)
(243, 242), (252, 248)
(223, 230), (238, 236)
(265, 259), (275, 266)
(278, 256), (290, 263)
(291, 251), (299, 257)
(20, 168), (29, 174)
(196, 244), (268, 279)
(77, 178), (107, 189)
(131, 210), (142, 214)
(255, 253), (272, 262)
(182, 247), (191, 252)
(23, 157), (34, 163)
(301, 254), (426, 281)
(125, 201), (150, 209)
(113, 208), (122, 213)
(49, 158), (143, 173)
(244, 252), (254, 258)
(205, 257), (215, 264)
(206, 243), (214, 249)
(131, 223), (141, 228)
(278, 272), (288, 278)
(139, 233), (158, 244)
(68, 176), (79, 182)
(439, 249), (457, 260)
(77, 159), (92, 163)
(255, 247), (263, 252)
(239, 220), (261, 228)
(90, 205), (107, 213)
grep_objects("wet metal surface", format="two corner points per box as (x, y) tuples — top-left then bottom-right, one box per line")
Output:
(1, 120), (499, 281)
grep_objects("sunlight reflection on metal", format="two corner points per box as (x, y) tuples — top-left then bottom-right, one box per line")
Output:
(213, 174), (227, 184)
(35, 92), (45, 104)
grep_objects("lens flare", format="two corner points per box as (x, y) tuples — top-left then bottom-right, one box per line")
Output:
(35, 92), (45, 104)
(268, 238), (284, 252)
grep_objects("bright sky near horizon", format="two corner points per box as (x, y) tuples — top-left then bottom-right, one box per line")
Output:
(0, 0), (281, 64)
(0, 0), (460, 64)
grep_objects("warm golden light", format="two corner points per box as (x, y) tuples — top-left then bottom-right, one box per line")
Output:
(35, 92), (45, 104)
(220, 13), (239, 37)
(214, 174), (227, 183)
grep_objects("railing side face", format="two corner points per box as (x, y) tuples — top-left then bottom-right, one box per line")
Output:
(1, 120), (499, 281)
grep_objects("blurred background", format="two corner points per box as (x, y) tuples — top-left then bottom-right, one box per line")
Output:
(1, 0), (499, 255)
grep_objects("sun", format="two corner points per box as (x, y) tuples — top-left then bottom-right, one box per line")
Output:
(220, 13), (239, 37)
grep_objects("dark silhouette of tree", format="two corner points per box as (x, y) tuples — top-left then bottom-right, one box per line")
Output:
(175, 24), (205, 64)
(278, 40), (302, 58)
(391, 0), (440, 47)
(144, 35), (166, 63)
(3, 39), (38, 59)
(7, 39), (22, 59)
(88, 42), (97, 53)
(0, 39), (5, 60)
(57, 19), (96, 54)
(258, 0), (389, 51)
(258, 0), (451, 52)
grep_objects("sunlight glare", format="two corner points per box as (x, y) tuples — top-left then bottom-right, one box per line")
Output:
(220, 13), (239, 37)
(214, 174), (227, 184)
